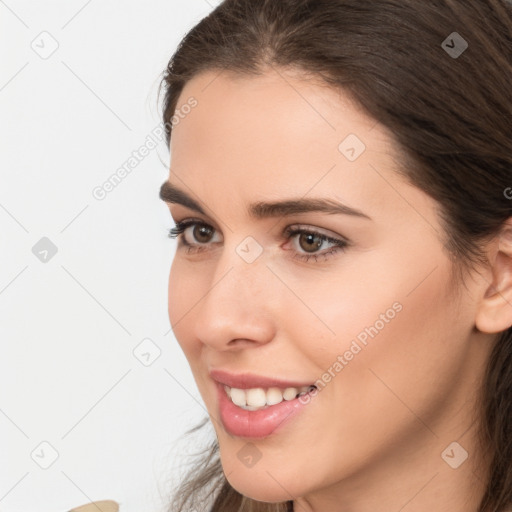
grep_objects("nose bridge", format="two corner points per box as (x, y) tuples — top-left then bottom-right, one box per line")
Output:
(194, 238), (276, 344)
(211, 238), (269, 309)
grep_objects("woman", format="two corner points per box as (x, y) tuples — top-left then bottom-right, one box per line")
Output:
(158, 0), (512, 511)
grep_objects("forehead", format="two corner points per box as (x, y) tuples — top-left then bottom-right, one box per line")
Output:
(167, 68), (426, 227)
(171, 67), (389, 159)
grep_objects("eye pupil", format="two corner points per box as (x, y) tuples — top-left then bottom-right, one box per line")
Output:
(299, 233), (322, 253)
(194, 225), (213, 243)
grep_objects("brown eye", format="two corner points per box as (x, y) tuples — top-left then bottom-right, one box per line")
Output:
(298, 232), (323, 253)
(168, 221), (349, 264)
(167, 220), (220, 246)
(283, 225), (349, 263)
(193, 225), (214, 243)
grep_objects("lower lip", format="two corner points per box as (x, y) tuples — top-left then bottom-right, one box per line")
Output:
(216, 382), (316, 439)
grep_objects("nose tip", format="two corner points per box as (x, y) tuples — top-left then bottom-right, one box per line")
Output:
(192, 258), (277, 351)
(196, 302), (275, 351)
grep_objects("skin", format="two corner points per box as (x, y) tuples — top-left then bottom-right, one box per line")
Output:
(161, 67), (512, 512)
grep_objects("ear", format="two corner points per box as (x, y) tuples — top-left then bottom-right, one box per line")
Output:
(475, 217), (512, 333)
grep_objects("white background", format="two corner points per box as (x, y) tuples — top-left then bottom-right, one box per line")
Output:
(1, 1), (222, 510)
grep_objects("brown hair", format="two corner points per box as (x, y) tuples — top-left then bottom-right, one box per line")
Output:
(158, 1), (512, 510)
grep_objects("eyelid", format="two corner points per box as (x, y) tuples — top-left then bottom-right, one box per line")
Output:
(284, 224), (349, 242)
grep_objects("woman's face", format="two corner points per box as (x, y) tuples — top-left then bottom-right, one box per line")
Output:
(161, 68), (490, 506)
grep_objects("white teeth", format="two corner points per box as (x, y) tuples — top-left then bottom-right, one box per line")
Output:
(246, 388), (267, 407)
(283, 387), (298, 401)
(266, 387), (284, 406)
(224, 384), (315, 410)
(230, 387), (247, 407)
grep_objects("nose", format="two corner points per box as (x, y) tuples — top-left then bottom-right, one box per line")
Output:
(192, 244), (277, 351)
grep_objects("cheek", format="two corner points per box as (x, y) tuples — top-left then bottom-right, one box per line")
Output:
(295, 248), (462, 432)
(323, 258), (464, 434)
(286, 262), (405, 368)
(167, 262), (182, 333)
(167, 259), (202, 356)
(274, 267), (462, 486)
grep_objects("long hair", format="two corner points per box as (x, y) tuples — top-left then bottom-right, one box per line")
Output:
(158, 1), (512, 510)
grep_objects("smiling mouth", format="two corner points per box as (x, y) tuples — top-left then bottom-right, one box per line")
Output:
(223, 384), (318, 411)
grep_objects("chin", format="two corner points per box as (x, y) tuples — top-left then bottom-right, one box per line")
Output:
(225, 473), (293, 503)
(218, 453), (303, 503)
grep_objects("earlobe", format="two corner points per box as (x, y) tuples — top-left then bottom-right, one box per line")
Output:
(475, 221), (512, 334)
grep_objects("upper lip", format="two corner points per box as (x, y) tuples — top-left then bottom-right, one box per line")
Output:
(209, 368), (315, 389)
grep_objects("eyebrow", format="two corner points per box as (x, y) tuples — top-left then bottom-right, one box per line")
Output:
(159, 180), (372, 220)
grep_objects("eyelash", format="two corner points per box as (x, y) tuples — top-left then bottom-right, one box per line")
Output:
(167, 220), (349, 263)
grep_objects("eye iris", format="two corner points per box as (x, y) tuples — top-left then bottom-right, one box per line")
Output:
(194, 225), (213, 243)
(299, 232), (322, 253)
